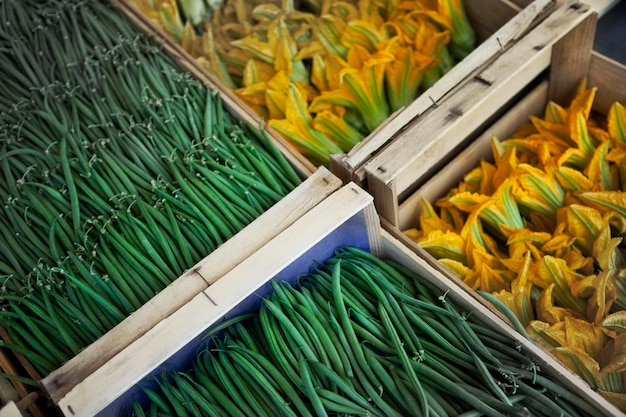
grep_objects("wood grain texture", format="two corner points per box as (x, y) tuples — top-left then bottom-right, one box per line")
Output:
(589, 51), (626, 114)
(548, 4), (598, 105)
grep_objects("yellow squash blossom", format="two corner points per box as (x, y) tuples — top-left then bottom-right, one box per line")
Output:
(404, 83), (626, 408)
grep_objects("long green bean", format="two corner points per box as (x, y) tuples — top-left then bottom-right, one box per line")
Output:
(0, 0), (301, 377)
(131, 247), (600, 417)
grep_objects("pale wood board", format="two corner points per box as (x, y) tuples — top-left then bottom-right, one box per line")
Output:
(547, 3), (598, 105)
(56, 183), (379, 417)
(41, 167), (341, 403)
(380, 227), (626, 417)
(112, 0), (316, 177)
(365, 2), (597, 226)
(0, 403), (22, 417)
(331, 0), (556, 183)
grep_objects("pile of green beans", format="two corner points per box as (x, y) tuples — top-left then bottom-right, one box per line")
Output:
(130, 247), (601, 417)
(0, 0), (300, 376)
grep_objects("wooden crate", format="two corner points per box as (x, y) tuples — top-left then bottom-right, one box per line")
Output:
(365, 0), (599, 227)
(55, 181), (381, 416)
(0, 345), (53, 417)
(394, 50), (626, 233)
(0, 0), (321, 407)
(34, 167), (342, 409)
(55, 182), (622, 416)
(117, 0), (558, 182)
(329, 0), (560, 185)
(331, 0), (623, 187)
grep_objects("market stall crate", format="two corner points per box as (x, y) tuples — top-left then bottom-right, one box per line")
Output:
(117, 0), (559, 179)
(365, 0), (599, 226)
(0, 0), (329, 411)
(53, 181), (623, 417)
(37, 167), (342, 408)
(329, 0), (559, 185)
(363, 0), (626, 412)
(332, 0), (626, 185)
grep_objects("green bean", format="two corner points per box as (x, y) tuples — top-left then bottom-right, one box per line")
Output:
(228, 350), (300, 417)
(193, 356), (248, 417)
(61, 272), (106, 336)
(365, 346), (417, 414)
(316, 387), (372, 415)
(154, 378), (190, 417)
(64, 271), (125, 324)
(170, 373), (221, 417)
(478, 290), (532, 341)
(230, 345), (313, 417)
(0, 338), (56, 374)
(259, 304), (301, 385)
(59, 134), (82, 234)
(263, 298), (319, 362)
(215, 349), (272, 417)
(467, 344), (513, 406)
(4, 302), (69, 365)
(95, 240), (144, 311)
(379, 304), (429, 416)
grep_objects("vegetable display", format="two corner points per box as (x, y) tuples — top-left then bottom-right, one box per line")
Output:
(0, 0), (300, 377)
(129, 0), (476, 165)
(130, 246), (601, 416)
(404, 83), (626, 410)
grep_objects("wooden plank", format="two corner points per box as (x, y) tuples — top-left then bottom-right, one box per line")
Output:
(56, 183), (378, 417)
(365, 2), (597, 226)
(0, 402), (22, 417)
(547, 3), (597, 105)
(589, 51), (626, 114)
(41, 167), (342, 402)
(331, 0), (556, 184)
(0, 348), (48, 417)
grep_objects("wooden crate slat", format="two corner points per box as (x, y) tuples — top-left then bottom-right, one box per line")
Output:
(365, 1), (597, 226)
(330, 0), (556, 184)
(55, 182), (379, 417)
(41, 167), (342, 403)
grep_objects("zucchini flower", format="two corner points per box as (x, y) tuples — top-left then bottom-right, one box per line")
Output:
(269, 83), (342, 165)
(310, 44), (393, 132)
(608, 102), (626, 143)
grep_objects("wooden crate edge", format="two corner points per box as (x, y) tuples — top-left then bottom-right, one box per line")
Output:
(41, 167), (342, 403)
